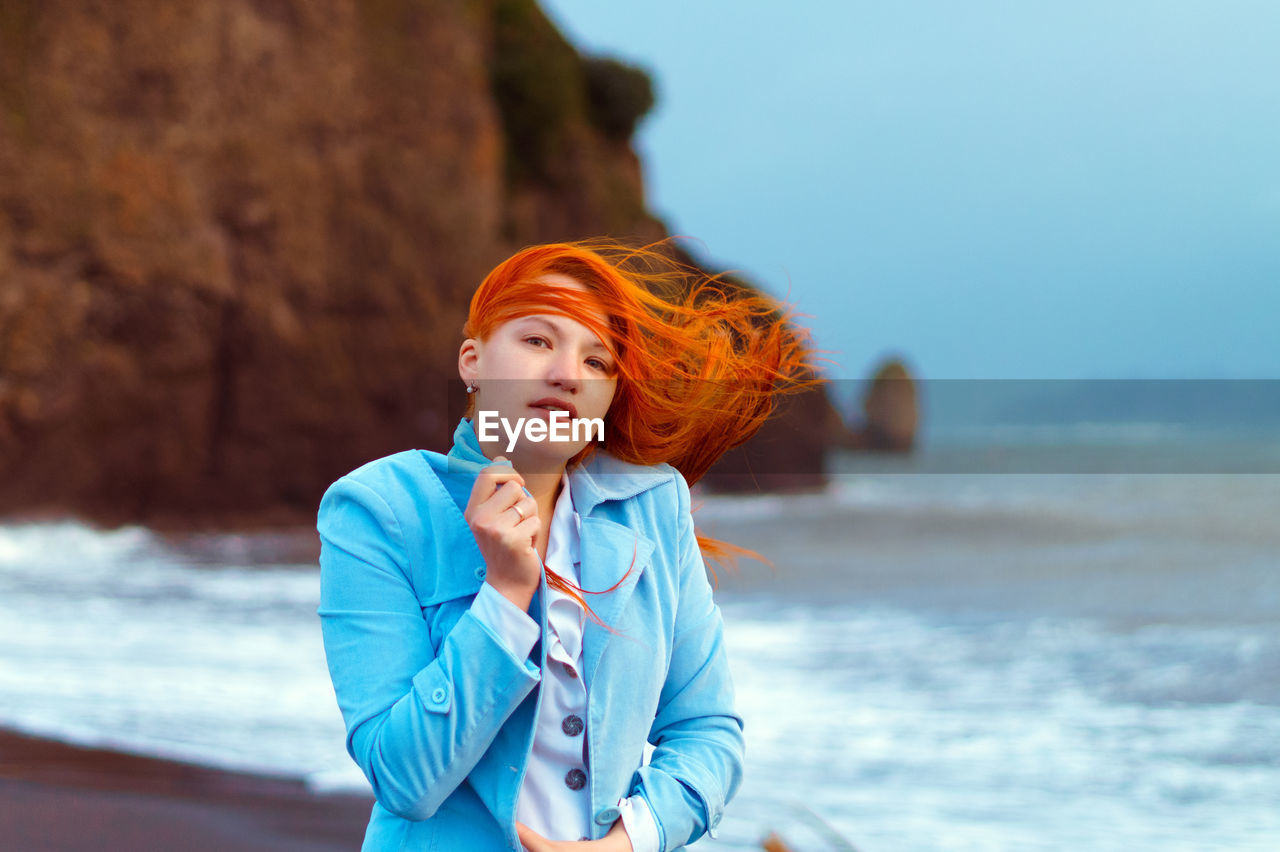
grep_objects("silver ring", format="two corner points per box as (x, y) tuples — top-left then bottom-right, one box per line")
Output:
(510, 504), (526, 522)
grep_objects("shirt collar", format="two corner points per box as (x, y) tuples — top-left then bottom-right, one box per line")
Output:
(544, 470), (580, 575)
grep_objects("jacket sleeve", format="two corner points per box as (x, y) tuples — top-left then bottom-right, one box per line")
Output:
(629, 471), (746, 851)
(316, 474), (542, 821)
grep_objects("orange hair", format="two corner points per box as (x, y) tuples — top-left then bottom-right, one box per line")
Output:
(464, 239), (823, 617)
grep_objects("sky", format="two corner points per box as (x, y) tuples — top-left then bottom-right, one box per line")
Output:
(539, 1), (1280, 382)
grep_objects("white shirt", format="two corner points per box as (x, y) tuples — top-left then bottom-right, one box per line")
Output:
(471, 472), (660, 851)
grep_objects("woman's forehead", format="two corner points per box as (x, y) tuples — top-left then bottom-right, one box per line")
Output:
(522, 273), (612, 333)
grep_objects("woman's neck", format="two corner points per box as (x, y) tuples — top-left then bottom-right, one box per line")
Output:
(517, 468), (563, 564)
(520, 469), (563, 519)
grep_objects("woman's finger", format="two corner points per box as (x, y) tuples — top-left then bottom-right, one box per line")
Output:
(516, 822), (617, 851)
(465, 458), (525, 516)
(476, 464), (524, 499)
(478, 480), (529, 524)
(497, 497), (537, 531)
(516, 821), (553, 852)
(511, 513), (541, 550)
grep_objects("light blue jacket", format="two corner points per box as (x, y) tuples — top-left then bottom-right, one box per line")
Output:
(317, 418), (744, 851)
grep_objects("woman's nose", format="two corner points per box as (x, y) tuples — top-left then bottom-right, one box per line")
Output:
(546, 350), (582, 392)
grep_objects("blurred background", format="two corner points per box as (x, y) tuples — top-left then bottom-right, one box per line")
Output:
(1, 2), (1277, 850)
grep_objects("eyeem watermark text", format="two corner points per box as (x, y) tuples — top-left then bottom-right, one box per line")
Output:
(476, 410), (604, 452)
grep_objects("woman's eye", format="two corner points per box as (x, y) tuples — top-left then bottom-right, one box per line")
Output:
(524, 336), (549, 348)
(587, 358), (614, 373)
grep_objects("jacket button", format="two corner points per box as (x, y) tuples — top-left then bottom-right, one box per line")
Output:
(594, 807), (620, 825)
(564, 768), (586, 791)
(430, 686), (447, 704)
(474, 565), (486, 581)
(561, 714), (584, 736)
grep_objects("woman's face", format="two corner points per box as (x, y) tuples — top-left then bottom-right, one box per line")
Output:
(458, 274), (619, 466)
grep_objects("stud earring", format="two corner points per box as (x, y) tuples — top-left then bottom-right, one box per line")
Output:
(465, 382), (477, 394)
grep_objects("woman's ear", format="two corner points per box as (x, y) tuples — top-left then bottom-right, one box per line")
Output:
(458, 338), (481, 385)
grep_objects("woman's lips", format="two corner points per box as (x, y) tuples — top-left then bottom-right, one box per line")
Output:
(529, 399), (578, 419)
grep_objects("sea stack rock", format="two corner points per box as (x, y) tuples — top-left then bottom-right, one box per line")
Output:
(852, 358), (918, 452)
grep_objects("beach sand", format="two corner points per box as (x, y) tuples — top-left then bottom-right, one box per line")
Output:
(0, 728), (373, 851)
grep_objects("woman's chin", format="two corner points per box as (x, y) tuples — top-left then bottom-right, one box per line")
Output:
(507, 441), (589, 472)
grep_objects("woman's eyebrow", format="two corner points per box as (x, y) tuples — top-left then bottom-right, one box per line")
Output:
(521, 316), (611, 354)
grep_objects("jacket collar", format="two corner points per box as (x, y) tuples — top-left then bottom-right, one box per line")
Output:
(442, 417), (670, 516)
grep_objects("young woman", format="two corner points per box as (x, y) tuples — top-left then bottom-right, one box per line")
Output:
(318, 241), (816, 851)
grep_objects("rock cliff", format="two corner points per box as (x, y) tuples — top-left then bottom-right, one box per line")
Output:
(0, 0), (845, 527)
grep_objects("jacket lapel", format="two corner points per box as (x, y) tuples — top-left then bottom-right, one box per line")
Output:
(577, 515), (655, 690)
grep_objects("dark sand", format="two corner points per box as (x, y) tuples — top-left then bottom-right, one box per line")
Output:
(0, 728), (374, 851)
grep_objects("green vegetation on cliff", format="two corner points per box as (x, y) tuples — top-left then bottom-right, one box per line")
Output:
(489, 0), (654, 183)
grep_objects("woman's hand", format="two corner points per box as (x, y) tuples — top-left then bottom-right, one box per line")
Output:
(516, 820), (633, 852)
(464, 456), (543, 611)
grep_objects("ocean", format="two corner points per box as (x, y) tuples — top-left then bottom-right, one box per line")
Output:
(2, 436), (1277, 850)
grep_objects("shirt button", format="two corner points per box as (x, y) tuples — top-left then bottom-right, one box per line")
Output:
(564, 768), (587, 791)
(561, 714), (584, 736)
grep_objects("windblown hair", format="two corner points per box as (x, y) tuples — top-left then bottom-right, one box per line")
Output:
(464, 239), (823, 607)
